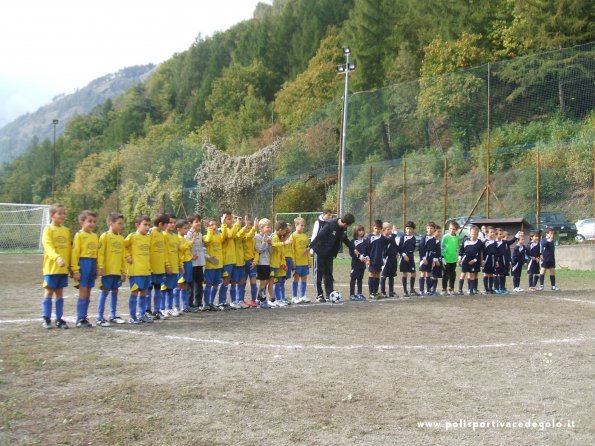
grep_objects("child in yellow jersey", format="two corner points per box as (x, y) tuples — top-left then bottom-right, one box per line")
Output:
(281, 223), (294, 304)
(124, 215), (152, 324)
(163, 214), (182, 316)
(97, 212), (127, 326)
(291, 217), (311, 303)
(216, 211), (241, 309)
(176, 219), (194, 312)
(71, 210), (99, 328)
(270, 220), (292, 307)
(239, 216), (259, 307)
(41, 204), (71, 330)
(229, 215), (249, 309)
(147, 213), (170, 320)
(203, 217), (223, 310)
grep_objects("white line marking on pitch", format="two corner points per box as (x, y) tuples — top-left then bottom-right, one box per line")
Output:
(542, 296), (595, 305)
(106, 329), (595, 352)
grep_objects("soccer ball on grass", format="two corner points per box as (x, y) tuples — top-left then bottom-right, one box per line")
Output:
(329, 290), (342, 303)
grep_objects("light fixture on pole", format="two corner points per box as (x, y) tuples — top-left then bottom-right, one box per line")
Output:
(337, 47), (355, 217)
(51, 119), (59, 199)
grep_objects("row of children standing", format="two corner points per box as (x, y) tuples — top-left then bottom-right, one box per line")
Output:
(40, 204), (314, 329)
(347, 220), (558, 299)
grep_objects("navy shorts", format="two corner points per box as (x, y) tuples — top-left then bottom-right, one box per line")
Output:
(462, 261), (479, 273)
(399, 255), (416, 273)
(483, 255), (496, 274)
(541, 260), (555, 269)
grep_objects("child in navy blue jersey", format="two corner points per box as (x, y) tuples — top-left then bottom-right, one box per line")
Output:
(418, 222), (436, 294)
(361, 220), (385, 299)
(399, 221), (419, 297)
(458, 225), (482, 294)
(539, 227), (559, 291)
(527, 231), (541, 291)
(427, 226), (442, 295)
(482, 227), (498, 294)
(380, 223), (399, 298)
(349, 225), (367, 300)
(511, 233), (527, 292)
(495, 228), (519, 294)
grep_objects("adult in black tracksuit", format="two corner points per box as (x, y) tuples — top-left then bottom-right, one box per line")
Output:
(308, 213), (355, 302)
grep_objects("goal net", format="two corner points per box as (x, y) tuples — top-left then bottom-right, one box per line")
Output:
(0, 203), (50, 252)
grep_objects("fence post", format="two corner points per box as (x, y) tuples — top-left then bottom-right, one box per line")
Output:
(402, 160), (407, 228)
(443, 157), (448, 229)
(368, 165), (373, 232)
(536, 145), (540, 230)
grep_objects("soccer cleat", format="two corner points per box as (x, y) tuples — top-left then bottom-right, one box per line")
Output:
(439, 290), (448, 296)
(528, 287), (536, 292)
(42, 317), (52, 329)
(109, 316), (126, 324)
(208, 304), (219, 312)
(238, 300), (249, 309)
(357, 294), (367, 300)
(292, 297), (301, 304)
(517, 287), (524, 292)
(350, 294), (358, 301)
(316, 295), (326, 303)
(216, 304), (228, 311)
(182, 308), (192, 313)
(447, 288), (454, 295)
(128, 317), (142, 324)
(96, 319), (111, 327)
(258, 299), (270, 309)
(388, 292), (398, 298)
(158, 310), (170, 319)
(277, 300), (289, 307)
(402, 291), (410, 298)
(139, 314), (154, 323)
(170, 308), (181, 317)
(455, 290), (464, 295)
(229, 302), (241, 309)
(551, 285), (560, 291)
(410, 289), (421, 296)
(76, 317), (93, 328)
(268, 300), (279, 307)
(55, 318), (69, 329)
(246, 300), (258, 308)
(299, 296), (311, 303)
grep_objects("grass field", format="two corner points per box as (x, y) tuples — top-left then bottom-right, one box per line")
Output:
(1, 254), (594, 445)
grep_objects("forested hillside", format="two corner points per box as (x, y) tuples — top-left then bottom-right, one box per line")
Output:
(0, 0), (593, 230)
(0, 64), (155, 165)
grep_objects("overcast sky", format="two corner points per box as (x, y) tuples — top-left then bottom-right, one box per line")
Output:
(0, 0), (266, 127)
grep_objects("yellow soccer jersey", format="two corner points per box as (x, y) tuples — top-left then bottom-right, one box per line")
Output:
(178, 235), (193, 263)
(233, 225), (248, 267)
(98, 231), (126, 276)
(42, 224), (71, 275)
(270, 233), (286, 269)
(283, 237), (294, 260)
(124, 231), (151, 276)
(220, 222), (240, 266)
(243, 226), (257, 261)
(203, 227), (223, 269)
(71, 230), (99, 272)
(292, 232), (311, 267)
(165, 231), (181, 271)
(149, 229), (168, 274)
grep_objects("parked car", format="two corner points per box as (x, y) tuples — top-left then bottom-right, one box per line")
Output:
(524, 212), (577, 241)
(575, 218), (595, 242)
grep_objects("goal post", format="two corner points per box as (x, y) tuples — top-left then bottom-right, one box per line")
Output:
(0, 203), (50, 253)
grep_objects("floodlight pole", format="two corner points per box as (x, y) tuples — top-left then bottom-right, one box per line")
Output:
(338, 48), (355, 217)
(51, 119), (59, 199)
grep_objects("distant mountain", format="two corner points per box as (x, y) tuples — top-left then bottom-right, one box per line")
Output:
(0, 64), (156, 165)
